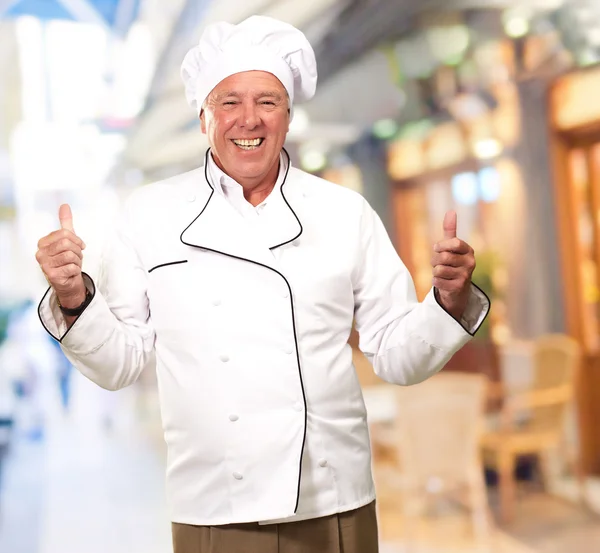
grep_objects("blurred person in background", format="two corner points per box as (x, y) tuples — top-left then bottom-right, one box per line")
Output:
(0, 300), (59, 442)
(34, 15), (489, 553)
(47, 333), (73, 413)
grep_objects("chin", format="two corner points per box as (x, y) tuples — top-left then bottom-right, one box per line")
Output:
(236, 166), (269, 180)
(227, 158), (269, 175)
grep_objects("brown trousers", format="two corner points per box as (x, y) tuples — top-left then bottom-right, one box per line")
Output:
(172, 501), (379, 553)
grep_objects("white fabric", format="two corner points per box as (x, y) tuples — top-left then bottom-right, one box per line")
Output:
(208, 153), (483, 334)
(38, 162), (490, 527)
(181, 15), (317, 115)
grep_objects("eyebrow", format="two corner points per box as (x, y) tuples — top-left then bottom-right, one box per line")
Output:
(213, 90), (285, 101)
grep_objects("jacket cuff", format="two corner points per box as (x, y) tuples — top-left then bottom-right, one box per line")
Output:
(426, 282), (491, 338)
(38, 273), (97, 343)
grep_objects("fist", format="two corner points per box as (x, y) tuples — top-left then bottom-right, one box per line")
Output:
(36, 204), (87, 306)
(431, 211), (475, 320)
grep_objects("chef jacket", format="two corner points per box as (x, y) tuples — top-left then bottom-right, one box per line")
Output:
(39, 149), (490, 526)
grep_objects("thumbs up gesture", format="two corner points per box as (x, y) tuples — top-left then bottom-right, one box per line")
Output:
(36, 204), (87, 309)
(431, 211), (476, 320)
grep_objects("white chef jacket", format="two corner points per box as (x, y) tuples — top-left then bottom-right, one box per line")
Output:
(38, 149), (490, 526)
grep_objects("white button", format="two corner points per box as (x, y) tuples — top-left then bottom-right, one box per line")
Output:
(233, 472), (243, 480)
(229, 414), (239, 422)
(294, 402), (303, 412)
(213, 298), (221, 306)
(285, 345), (294, 355)
(293, 241), (300, 247)
(220, 355), (230, 363)
(319, 459), (328, 468)
(188, 194), (196, 203)
(282, 290), (289, 299)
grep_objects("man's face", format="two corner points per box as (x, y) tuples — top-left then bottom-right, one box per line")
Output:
(201, 71), (290, 185)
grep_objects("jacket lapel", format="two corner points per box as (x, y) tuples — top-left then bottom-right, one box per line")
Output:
(180, 151), (303, 268)
(256, 161), (302, 251)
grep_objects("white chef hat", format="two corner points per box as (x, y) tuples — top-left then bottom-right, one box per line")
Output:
(180, 15), (317, 117)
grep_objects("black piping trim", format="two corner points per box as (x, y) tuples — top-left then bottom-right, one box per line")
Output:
(37, 272), (97, 344)
(433, 281), (491, 337)
(270, 148), (302, 250)
(148, 260), (188, 273)
(180, 148), (307, 514)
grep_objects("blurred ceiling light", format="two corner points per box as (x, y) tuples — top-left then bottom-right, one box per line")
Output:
(41, 19), (109, 124)
(372, 119), (399, 140)
(15, 16), (46, 122)
(505, 17), (529, 38)
(108, 21), (155, 119)
(473, 138), (503, 160)
(289, 106), (310, 135)
(451, 172), (478, 206)
(10, 122), (125, 192)
(479, 166), (501, 202)
(427, 24), (470, 64)
(586, 27), (600, 46)
(503, 8), (531, 39)
(301, 150), (327, 173)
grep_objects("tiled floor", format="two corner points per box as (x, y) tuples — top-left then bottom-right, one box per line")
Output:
(374, 472), (600, 553)
(0, 372), (171, 553)
(374, 466), (536, 553)
(0, 437), (45, 553)
(1, 371), (599, 553)
(498, 491), (600, 553)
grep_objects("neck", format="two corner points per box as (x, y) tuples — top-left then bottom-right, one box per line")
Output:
(242, 163), (279, 206)
(212, 152), (281, 207)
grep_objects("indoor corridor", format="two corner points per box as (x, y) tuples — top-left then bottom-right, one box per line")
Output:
(1, 366), (599, 553)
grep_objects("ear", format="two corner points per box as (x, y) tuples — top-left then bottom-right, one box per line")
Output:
(200, 110), (206, 134)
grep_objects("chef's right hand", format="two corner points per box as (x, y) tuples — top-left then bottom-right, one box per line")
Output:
(36, 204), (87, 308)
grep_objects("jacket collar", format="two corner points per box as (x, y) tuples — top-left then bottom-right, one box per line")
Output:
(180, 148), (303, 268)
(207, 151), (287, 206)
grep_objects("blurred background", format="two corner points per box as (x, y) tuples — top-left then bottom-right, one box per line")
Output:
(1, 0), (600, 551)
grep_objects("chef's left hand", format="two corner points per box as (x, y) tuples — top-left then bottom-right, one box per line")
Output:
(431, 211), (475, 320)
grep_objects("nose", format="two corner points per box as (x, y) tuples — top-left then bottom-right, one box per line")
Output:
(239, 102), (260, 130)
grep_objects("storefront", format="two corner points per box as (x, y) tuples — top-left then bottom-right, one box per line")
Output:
(384, 79), (525, 382)
(550, 64), (600, 474)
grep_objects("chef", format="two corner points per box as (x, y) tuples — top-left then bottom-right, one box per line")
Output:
(35, 15), (490, 553)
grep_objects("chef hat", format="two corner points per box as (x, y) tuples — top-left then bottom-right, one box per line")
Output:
(180, 15), (317, 117)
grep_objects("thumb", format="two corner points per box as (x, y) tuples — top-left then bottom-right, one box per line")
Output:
(443, 210), (457, 240)
(59, 203), (74, 232)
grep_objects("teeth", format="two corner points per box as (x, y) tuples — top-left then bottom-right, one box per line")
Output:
(233, 138), (263, 149)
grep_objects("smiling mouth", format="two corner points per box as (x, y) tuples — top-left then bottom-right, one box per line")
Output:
(232, 138), (264, 150)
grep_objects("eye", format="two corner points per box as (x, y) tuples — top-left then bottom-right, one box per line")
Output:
(260, 101), (276, 106)
(222, 101), (238, 106)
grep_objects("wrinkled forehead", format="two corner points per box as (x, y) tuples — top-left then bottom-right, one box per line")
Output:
(202, 71), (291, 114)
(208, 70), (288, 99)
